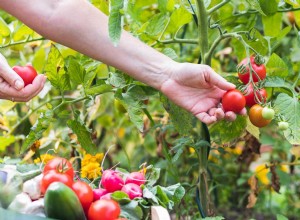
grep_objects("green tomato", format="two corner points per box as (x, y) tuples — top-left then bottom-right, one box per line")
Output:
(278, 121), (289, 131)
(262, 107), (275, 120)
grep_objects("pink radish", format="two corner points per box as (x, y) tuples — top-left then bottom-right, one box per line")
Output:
(125, 172), (146, 186)
(101, 170), (124, 192)
(93, 188), (108, 201)
(121, 183), (143, 200)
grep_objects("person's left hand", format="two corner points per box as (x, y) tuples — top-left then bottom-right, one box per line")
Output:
(0, 53), (46, 102)
(160, 62), (247, 124)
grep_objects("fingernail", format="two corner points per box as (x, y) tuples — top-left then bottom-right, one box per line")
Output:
(15, 80), (24, 90)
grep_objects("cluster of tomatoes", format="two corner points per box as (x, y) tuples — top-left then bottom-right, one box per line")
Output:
(222, 56), (289, 130)
(41, 157), (135, 220)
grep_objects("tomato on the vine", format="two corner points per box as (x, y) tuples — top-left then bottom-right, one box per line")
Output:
(238, 56), (266, 84)
(88, 199), (121, 220)
(278, 121), (289, 130)
(12, 64), (38, 86)
(41, 169), (73, 194)
(244, 84), (267, 107)
(262, 107), (275, 120)
(222, 89), (246, 113)
(43, 157), (74, 179)
(287, 11), (295, 24)
(72, 181), (94, 213)
(249, 104), (271, 128)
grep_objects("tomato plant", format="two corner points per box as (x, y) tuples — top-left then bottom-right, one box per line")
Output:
(43, 157), (74, 179)
(72, 181), (94, 213)
(238, 56), (266, 84)
(244, 84), (267, 107)
(88, 199), (121, 220)
(41, 170), (73, 194)
(12, 65), (38, 86)
(262, 107), (275, 120)
(222, 89), (246, 113)
(249, 104), (271, 128)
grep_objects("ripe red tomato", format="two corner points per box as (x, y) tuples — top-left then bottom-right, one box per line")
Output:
(249, 104), (271, 128)
(43, 157), (74, 179)
(238, 56), (266, 84)
(88, 199), (121, 220)
(72, 181), (94, 213)
(12, 64), (38, 86)
(222, 89), (246, 113)
(244, 84), (267, 107)
(41, 170), (73, 194)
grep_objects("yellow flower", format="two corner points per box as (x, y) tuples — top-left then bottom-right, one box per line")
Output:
(81, 153), (104, 167)
(81, 162), (102, 180)
(255, 164), (270, 185)
(34, 154), (55, 164)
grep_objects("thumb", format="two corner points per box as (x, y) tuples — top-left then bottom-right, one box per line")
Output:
(208, 70), (235, 91)
(0, 63), (24, 90)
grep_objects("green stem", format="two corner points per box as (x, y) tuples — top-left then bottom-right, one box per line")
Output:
(0, 37), (45, 49)
(196, 0), (209, 65)
(207, 0), (231, 15)
(158, 38), (198, 45)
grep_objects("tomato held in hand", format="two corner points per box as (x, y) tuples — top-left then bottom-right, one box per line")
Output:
(41, 170), (73, 194)
(244, 84), (267, 107)
(12, 64), (38, 86)
(43, 157), (74, 179)
(72, 181), (94, 213)
(249, 104), (271, 127)
(238, 57), (266, 84)
(88, 199), (121, 220)
(222, 89), (246, 113)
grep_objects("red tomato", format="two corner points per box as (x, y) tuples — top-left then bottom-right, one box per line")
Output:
(222, 89), (246, 113)
(41, 170), (73, 194)
(238, 56), (266, 84)
(12, 65), (38, 86)
(72, 181), (94, 213)
(244, 84), (267, 107)
(88, 199), (121, 220)
(249, 104), (271, 128)
(43, 157), (74, 179)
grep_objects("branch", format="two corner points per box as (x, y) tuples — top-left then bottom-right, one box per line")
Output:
(0, 37), (45, 49)
(207, 0), (231, 15)
(158, 38), (198, 45)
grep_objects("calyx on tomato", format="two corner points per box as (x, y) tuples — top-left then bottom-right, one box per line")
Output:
(244, 84), (267, 107)
(237, 56), (266, 84)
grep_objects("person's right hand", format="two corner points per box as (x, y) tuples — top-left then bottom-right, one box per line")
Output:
(0, 53), (46, 102)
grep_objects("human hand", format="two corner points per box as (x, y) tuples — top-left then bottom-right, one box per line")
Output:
(160, 62), (246, 124)
(0, 53), (46, 102)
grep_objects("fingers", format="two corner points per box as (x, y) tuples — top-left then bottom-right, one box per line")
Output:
(0, 74), (46, 102)
(204, 66), (235, 91)
(0, 63), (24, 90)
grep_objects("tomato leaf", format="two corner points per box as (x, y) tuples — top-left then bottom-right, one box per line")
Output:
(145, 13), (169, 37)
(166, 6), (192, 34)
(259, 0), (278, 16)
(108, 0), (124, 46)
(274, 93), (300, 145)
(66, 57), (85, 89)
(67, 118), (97, 154)
(266, 53), (289, 77)
(44, 44), (71, 91)
(0, 17), (10, 37)
(0, 136), (15, 152)
(262, 13), (282, 37)
(21, 110), (54, 154)
(162, 48), (178, 60)
(276, 214), (289, 220)
(119, 200), (143, 220)
(246, 0), (266, 16)
(85, 84), (113, 96)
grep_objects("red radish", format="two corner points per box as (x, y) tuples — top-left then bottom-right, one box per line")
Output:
(93, 188), (108, 201)
(100, 193), (112, 200)
(121, 183), (142, 200)
(101, 170), (124, 192)
(125, 172), (146, 186)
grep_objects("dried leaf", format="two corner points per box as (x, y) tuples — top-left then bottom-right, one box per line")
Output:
(248, 175), (258, 192)
(246, 175), (259, 208)
(270, 165), (281, 193)
(246, 192), (258, 208)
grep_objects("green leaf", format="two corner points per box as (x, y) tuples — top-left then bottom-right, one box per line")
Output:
(262, 13), (282, 37)
(161, 95), (194, 136)
(259, 0), (278, 16)
(266, 53), (289, 77)
(111, 191), (131, 204)
(276, 214), (289, 220)
(85, 84), (113, 96)
(145, 13), (169, 37)
(274, 93), (300, 145)
(142, 187), (159, 204)
(210, 116), (247, 143)
(67, 119), (97, 154)
(21, 111), (54, 153)
(203, 217), (225, 220)
(171, 137), (193, 163)
(108, 0), (124, 46)
(0, 17), (10, 37)
(164, 183), (185, 203)
(146, 167), (160, 186)
(246, 0), (266, 16)
(166, 6), (192, 34)
(13, 24), (34, 41)
(66, 57), (85, 88)
(107, 72), (127, 88)
(44, 45), (71, 91)
(0, 136), (15, 152)
(120, 200), (143, 220)
(162, 48), (178, 60)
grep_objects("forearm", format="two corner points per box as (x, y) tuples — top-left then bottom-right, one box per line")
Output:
(0, 0), (175, 90)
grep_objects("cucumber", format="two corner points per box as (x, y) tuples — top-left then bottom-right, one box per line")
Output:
(44, 182), (86, 220)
